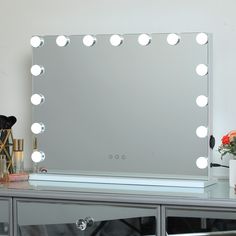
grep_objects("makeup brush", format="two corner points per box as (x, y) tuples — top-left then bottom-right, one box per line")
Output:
(5, 116), (17, 129)
(0, 115), (8, 129)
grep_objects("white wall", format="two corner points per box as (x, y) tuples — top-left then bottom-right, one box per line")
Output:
(0, 0), (235, 176)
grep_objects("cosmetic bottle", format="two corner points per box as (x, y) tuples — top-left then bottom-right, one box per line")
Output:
(13, 139), (24, 173)
(0, 155), (7, 181)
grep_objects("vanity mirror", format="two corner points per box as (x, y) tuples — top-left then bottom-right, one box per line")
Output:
(30, 32), (213, 187)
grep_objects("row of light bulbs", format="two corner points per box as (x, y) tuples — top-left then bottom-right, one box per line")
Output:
(195, 34), (209, 169)
(195, 81), (208, 169)
(31, 94), (208, 108)
(30, 33), (209, 167)
(30, 63), (208, 78)
(31, 33), (208, 48)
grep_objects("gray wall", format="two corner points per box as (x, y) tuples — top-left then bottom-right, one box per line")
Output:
(0, 0), (235, 177)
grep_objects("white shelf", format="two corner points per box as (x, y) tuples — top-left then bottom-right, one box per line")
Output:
(29, 173), (216, 188)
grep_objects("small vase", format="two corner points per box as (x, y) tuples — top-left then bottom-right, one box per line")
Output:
(229, 159), (236, 187)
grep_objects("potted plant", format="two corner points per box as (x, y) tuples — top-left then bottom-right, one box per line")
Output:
(218, 130), (236, 187)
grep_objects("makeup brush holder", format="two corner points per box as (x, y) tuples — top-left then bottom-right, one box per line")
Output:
(0, 129), (14, 174)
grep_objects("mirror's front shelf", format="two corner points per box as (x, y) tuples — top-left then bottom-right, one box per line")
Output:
(29, 173), (217, 188)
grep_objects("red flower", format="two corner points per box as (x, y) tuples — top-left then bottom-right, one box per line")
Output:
(222, 135), (230, 145)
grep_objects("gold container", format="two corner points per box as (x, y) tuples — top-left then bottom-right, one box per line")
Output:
(13, 139), (24, 173)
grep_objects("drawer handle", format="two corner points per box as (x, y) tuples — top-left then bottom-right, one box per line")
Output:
(76, 217), (94, 231)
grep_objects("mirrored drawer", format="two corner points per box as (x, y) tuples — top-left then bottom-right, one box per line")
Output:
(162, 205), (236, 235)
(0, 198), (11, 236)
(16, 199), (159, 236)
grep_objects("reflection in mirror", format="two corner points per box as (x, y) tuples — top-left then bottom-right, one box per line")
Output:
(31, 33), (212, 183)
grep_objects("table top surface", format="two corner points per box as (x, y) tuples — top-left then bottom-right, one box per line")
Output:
(0, 179), (236, 208)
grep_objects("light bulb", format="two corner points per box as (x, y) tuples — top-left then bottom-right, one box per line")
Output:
(56, 35), (70, 47)
(167, 33), (180, 45)
(110, 34), (123, 46)
(31, 123), (45, 134)
(31, 94), (45, 105)
(138, 34), (151, 46)
(196, 33), (208, 45)
(30, 36), (44, 48)
(196, 95), (208, 107)
(31, 65), (44, 76)
(196, 64), (208, 76)
(83, 35), (96, 47)
(196, 126), (208, 138)
(196, 157), (208, 169)
(31, 151), (45, 163)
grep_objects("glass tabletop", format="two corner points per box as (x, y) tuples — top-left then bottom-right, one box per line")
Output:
(1, 179), (235, 201)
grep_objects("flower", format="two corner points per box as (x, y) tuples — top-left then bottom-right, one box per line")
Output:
(222, 135), (230, 145)
(218, 130), (236, 159)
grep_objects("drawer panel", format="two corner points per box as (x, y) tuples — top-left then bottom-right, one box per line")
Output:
(17, 200), (157, 226)
(0, 200), (9, 223)
(16, 199), (159, 236)
(0, 198), (11, 236)
(162, 205), (236, 235)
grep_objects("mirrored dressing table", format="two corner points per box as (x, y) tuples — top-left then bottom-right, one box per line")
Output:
(1, 180), (236, 235)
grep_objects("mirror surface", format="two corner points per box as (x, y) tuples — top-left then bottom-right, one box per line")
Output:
(32, 33), (211, 177)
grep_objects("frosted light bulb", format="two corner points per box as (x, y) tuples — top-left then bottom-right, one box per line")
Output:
(31, 65), (44, 76)
(83, 35), (96, 47)
(31, 123), (45, 134)
(30, 36), (44, 48)
(196, 33), (208, 45)
(56, 35), (70, 47)
(196, 95), (208, 107)
(31, 94), (45, 105)
(167, 33), (180, 45)
(196, 157), (208, 169)
(196, 126), (208, 138)
(138, 34), (151, 46)
(110, 34), (123, 46)
(196, 64), (208, 76)
(31, 151), (45, 163)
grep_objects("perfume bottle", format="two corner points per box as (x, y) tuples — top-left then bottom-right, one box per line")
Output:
(13, 139), (24, 173)
(0, 155), (7, 180)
